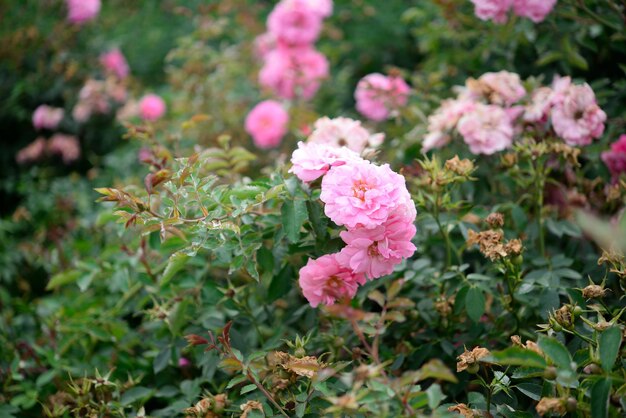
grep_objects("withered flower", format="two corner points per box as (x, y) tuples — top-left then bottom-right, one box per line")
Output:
(553, 305), (573, 329)
(504, 239), (523, 256)
(448, 403), (480, 417)
(510, 335), (543, 355)
(582, 284), (607, 299)
(501, 152), (518, 168)
(536, 397), (566, 416)
(269, 351), (321, 378)
(445, 155), (474, 176)
(457, 347), (490, 373)
(485, 212), (505, 228)
(240, 400), (263, 418)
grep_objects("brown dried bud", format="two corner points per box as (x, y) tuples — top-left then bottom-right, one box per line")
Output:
(456, 347), (490, 372)
(448, 403), (480, 417)
(554, 305), (573, 329)
(445, 155), (474, 176)
(536, 397), (566, 416)
(485, 212), (505, 228)
(504, 239), (523, 256)
(501, 152), (518, 168)
(582, 284), (607, 299)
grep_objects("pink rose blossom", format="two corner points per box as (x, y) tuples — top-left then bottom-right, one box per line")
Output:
(178, 357), (191, 368)
(139, 94), (166, 121)
(551, 83), (606, 146)
(289, 141), (361, 182)
(355, 73), (410, 122)
(337, 208), (417, 279)
(523, 87), (553, 123)
(48, 134), (80, 164)
(253, 32), (278, 60)
(284, 0), (333, 18)
(32, 105), (64, 130)
(259, 46), (329, 100)
(457, 103), (514, 155)
(267, 0), (323, 46)
(513, 0), (557, 23)
(16, 138), (47, 165)
(308, 117), (384, 152)
(602, 135), (626, 179)
(298, 254), (366, 307)
(477, 71), (526, 106)
(320, 160), (410, 229)
(100, 48), (130, 79)
(66, 0), (101, 24)
(244, 100), (289, 149)
(423, 99), (475, 152)
(470, 0), (513, 24)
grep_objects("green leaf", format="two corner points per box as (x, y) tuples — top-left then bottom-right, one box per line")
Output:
(599, 326), (622, 372)
(483, 347), (547, 369)
(426, 383), (445, 409)
(415, 358), (458, 383)
(268, 264), (293, 301)
(465, 287), (485, 322)
(281, 199), (308, 243)
(537, 336), (573, 370)
(590, 378), (611, 418)
(160, 251), (190, 287)
(46, 270), (81, 290)
(121, 386), (154, 406)
(154, 347), (171, 374)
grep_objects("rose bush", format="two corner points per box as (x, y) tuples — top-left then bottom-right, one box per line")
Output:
(1, 1), (625, 417)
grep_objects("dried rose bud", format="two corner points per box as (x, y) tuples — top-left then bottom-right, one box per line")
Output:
(582, 284), (607, 299)
(536, 397), (566, 416)
(185, 334), (209, 346)
(485, 212), (505, 228)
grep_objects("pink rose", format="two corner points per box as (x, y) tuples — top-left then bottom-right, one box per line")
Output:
(423, 99), (475, 152)
(512, 0), (557, 23)
(298, 254), (366, 307)
(337, 207), (416, 280)
(16, 138), (47, 165)
(457, 103), (514, 155)
(523, 87), (554, 123)
(308, 117), (384, 152)
(267, 0), (323, 46)
(478, 71), (526, 106)
(253, 32), (278, 60)
(48, 134), (81, 164)
(320, 160), (411, 229)
(66, 0), (101, 24)
(100, 48), (130, 79)
(259, 46), (329, 100)
(470, 0), (513, 24)
(244, 100), (289, 149)
(602, 135), (626, 179)
(289, 141), (362, 182)
(284, 0), (333, 18)
(355, 73), (410, 122)
(551, 83), (606, 146)
(32, 105), (64, 130)
(139, 94), (166, 121)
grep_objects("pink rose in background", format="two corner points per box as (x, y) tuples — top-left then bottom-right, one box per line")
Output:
(16, 138), (47, 165)
(523, 87), (553, 123)
(477, 71), (526, 106)
(602, 135), (626, 179)
(551, 83), (606, 146)
(66, 0), (101, 24)
(32, 105), (64, 130)
(470, 0), (513, 24)
(267, 0), (323, 46)
(308, 117), (384, 152)
(457, 103), (514, 155)
(290, 0), (333, 18)
(513, 0), (557, 23)
(289, 141), (361, 182)
(48, 134), (81, 164)
(337, 208), (417, 280)
(259, 46), (329, 100)
(320, 160), (410, 229)
(100, 48), (130, 79)
(244, 100), (289, 149)
(178, 357), (191, 368)
(139, 94), (166, 121)
(355, 73), (410, 122)
(422, 99), (475, 152)
(253, 32), (278, 60)
(298, 254), (365, 307)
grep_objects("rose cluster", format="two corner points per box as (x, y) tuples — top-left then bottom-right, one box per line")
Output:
(354, 72), (411, 122)
(290, 121), (416, 307)
(423, 71), (606, 155)
(602, 135), (626, 180)
(246, 0), (333, 149)
(470, 0), (557, 24)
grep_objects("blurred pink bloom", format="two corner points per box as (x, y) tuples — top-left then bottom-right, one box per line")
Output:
(551, 83), (606, 146)
(16, 137), (47, 164)
(602, 135), (626, 179)
(253, 32), (278, 60)
(298, 254), (365, 307)
(116, 100), (139, 122)
(32, 105), (64, 130)
(320, 160), (411, 229)
(470, 0), (513, 24)
(512, 0), (557, 23)
(72, 103), (92, 123)
(100, 48), (130, 79)
(337, 208), (416, 280)
(48, 134), (80, 164)
(289, 141), (361, 182)
(267, 0), (323, 46)
(457, 103), (514, 155)
(523, 87), (553, 123)
(423, 99), (475, 152)
(308, 117), (384, 152)
(284, 0), (333, 18)
(478, 71), (526, 106)
(259, 46), (329, 100)
(178, 357), (191, 368)
(244, 100), (289, 149)
(139, 94), (166, 121)
(73, 79), (117, 123)
(66, 0), (101, 24)
(355, 73), (410, 122)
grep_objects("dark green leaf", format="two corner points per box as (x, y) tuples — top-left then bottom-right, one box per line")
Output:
(281, 199), (308, 243)
(537, 336), (573, 370)
(483, 347), (547, 369)
(465, 287), (485, 322)
(599, 326), (622, 372)
(590, 378), (611, 418)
